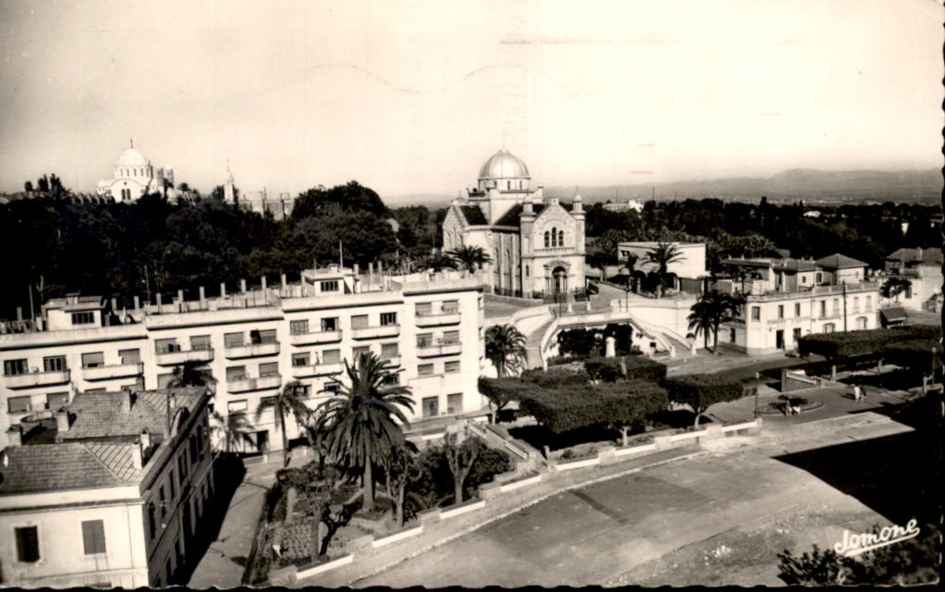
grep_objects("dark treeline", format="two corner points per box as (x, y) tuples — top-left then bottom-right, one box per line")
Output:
(585, 197), (941, 271)
(1, 180), (439, 319)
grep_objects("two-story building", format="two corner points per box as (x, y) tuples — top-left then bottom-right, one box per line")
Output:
(0, 387), (213, 588)
(716, 253), (880, 354)
(883, 247), (943, 312)
(0, 267), (486, 451)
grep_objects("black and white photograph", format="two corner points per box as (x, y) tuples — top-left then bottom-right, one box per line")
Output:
(0, 0), (941, 588)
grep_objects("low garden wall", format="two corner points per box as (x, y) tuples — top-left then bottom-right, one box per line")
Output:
(269, 416), (763, 584)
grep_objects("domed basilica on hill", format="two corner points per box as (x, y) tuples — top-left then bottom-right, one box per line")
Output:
(96, 140), (176, 202)
(442, 149), (586, 298)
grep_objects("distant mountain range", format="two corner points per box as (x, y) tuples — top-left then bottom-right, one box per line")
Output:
(387, 168), (942, 208)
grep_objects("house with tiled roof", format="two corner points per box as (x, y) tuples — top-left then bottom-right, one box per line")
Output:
(882, 247), (943, 313)
(0, 387), (213, 588)
(442, 148), (586, 298)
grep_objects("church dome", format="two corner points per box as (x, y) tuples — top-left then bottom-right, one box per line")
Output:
(117, 147), (148, 167)
(478, 149), (530, 180)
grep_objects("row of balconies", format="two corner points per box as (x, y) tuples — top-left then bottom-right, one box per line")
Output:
(4, 363), (147, 389)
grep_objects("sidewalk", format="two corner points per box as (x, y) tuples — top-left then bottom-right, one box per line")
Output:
(188, 453), (309, 588)
(294, 444), (705, 587)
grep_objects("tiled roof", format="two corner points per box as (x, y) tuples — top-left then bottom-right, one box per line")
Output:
(0, 442), (141, 494)
(774, 259), (819, 272)
(887, 248), (943, 266)
(61, 388), (204, 441)
(494, 203), (546, 227)
(458, 206), (487, 225)
(815, 253), (868, 269)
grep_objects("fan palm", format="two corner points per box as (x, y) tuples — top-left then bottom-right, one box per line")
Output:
(426, 253), (458, 273)
(446, 245), (493, 272)
(313, 352), (415, 511)
(485, 324), (527, 378)
(689, 290), (744, 352)
(211, 410), (256, 454)
(255, 381), (313, 467)
(687, 299), (715, 350)
(644, 242), (684, 297)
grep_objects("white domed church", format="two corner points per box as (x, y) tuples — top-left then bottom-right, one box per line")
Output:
(96, 140), (176, 202)
(442, 149), (586, 298)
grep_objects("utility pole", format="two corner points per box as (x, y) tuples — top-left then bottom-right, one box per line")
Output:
(842, 282), (848, 332)
(27, 283), (35, 325)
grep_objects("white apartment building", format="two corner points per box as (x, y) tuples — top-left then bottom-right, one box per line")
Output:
(883, 247), (943, 312)
(0, 267), (486, 452)
(716, 254), (880, 354)
(0, 387), (213, 588)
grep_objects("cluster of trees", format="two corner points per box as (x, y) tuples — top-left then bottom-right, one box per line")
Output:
(0, 180), (445, 319)
(583, 198), (940, 273)
(687, 290), (744, 351)
(554, 324), (635, 360)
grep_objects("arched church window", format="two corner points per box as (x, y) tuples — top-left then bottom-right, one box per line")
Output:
(550, 227), (558, 248)
(558, 230), (564, 247)
(544, 231), (550, 248)
(525, 265), (530, 277)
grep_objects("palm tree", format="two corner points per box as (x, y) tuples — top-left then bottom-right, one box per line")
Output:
(687, 299), (715, 350)
(644, 242), (684, 297)
(881, 276), (912, 303)
(211, 410), (256, 454)
(313, 352), (415, 511)
(621, 252), (640, 301)
(485, 324), (527, 378)
(425, 253), (458, 273)
(167, 360), (210, 388)
(446, 245), (493, 272)
(255, 381), (313, 467)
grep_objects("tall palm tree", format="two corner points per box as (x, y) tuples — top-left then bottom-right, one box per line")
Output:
(644, 242), (684, 297)
(255, 381), (313, 467)
(167, 360), (211, 388)
(446, 245), (493, 272)
(687, 299), (715, 350)
(485, 324), (527, 378)
(211, 410), (256, 454)
(313, 352), (415, 511)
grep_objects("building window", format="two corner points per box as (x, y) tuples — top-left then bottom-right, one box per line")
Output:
(550, 227), (558, 247)
(119, 348), (141, 364)
(852, 296), (860, 313)
(3, 359), (28, 376)
(320, 280), (339, 292)
(795, 302), (801, 317)
(823, 323), (835, 334)
(777, 305), (784, 320)
(418, 363), (435, 376)
(224, 332), (244, 348)
(415, 302), (432, 316)
(353, 346), (371, 360)
(820, 300), (827, 318)
(81, 352), (105, 368)
(750, 306), (761, 321)
(155, 338), (179, 354)
(259, 362), (279, 377)
(525, 265), (530, 277)
(381, 342), (399, 360)
(447, 393), (463, 414)
(157, 373), (175, 388)
(292, 353), (310, 367)
(71, 311), (95, 325)
(226, 366), (247, 382)
(350, 314), (369, 329)
(417, 333), (433, 348)
(323, 349), (341, 364)
(445, 360), (461, 374)
(46, 392), (69, 410)
(380, 312), (398, 326)
(558, 230), (564, 246)
(443, 330), (460, 344)
(227, 400), (248, 414)
(422, 396), (439, 417)
(544, 231), (550, 248)
(290, 320), (309, 335)
(255, 329), (277, 344)
(816, 272), (823, 283)
(866, 295), (872, 311)
(190, 335), (211, 351)
(832, 298), (840, 316)
(321, 317), (338, 331)
(43, 355), (67, 372)
(8, 396), (31, 414)
(16, 526), (40, 563)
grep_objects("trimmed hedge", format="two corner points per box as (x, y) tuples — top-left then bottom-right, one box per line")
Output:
(521, 366), (591, 387)
(883, 338), (942, 372)
(623, 355), (668, 382)
(585, 358), (623, 383)
(516, 380), (669, 434)
(798, 325), (942, 360)
(662, 374), (746, 419)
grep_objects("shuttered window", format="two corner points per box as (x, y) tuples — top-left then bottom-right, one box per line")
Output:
(82, 520), (106, 555)
(15, 526), (40, 562)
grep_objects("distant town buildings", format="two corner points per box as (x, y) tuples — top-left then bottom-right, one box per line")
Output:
(715, 253), (880, 354)
(602, 198), (645, 213)
(0, 386), (213, 587)
(443, 148), (586, 298)
(224, 162), (296, 220)
(96, 140), (176, 202)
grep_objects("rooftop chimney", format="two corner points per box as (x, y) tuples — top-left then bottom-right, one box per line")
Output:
(119, 389), (133, 414)
(6, 425), (22, 447)
(139, 429), (151, 456)
(55, 409), (70, 434)
(131, 441), (143, 470)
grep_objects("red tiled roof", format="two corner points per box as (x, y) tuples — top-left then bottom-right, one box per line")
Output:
(0, 442), (141, 494)
(815, 253), (868, 269)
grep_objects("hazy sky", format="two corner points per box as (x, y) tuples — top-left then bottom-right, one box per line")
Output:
(1, 0), (942, 199)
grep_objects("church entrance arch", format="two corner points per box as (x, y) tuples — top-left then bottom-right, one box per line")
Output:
(552, 266), (568, 295)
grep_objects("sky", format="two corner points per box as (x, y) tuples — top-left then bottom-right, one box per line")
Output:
(0, 0), (942, 200)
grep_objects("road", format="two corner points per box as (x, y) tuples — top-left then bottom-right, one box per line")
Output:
(357, 413), (914, 587)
